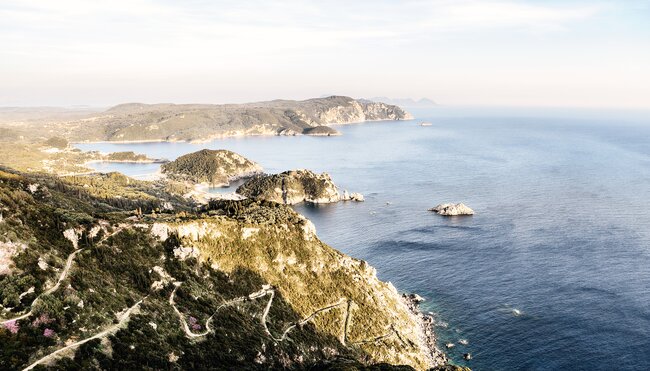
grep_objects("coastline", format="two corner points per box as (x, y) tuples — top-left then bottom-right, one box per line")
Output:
(71, 117), (416, 145)
(403, 294), (448, 367)
(83, 159), (167, 165)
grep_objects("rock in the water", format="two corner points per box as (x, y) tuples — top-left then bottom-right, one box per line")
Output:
(342, 190), (365, 202)
(429, 203), (474, 216)
(236, 169), (341, 205)
(445, 343), (455, 349)
(463, 353), (472, 360)
(404, 293), (426, 304)
(349, 192), (364, 202)
(459, 339), (469, 345)
(161, 149), (262, 187)
(302, 125), (341, 136)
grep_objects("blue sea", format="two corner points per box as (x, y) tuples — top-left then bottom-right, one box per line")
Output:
(77, 107), (650, 370)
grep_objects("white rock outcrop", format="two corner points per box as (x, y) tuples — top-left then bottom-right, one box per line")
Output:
(0, 241), (28, 275)
(342, 190), (364, 202)
(429, 203), (474, 216)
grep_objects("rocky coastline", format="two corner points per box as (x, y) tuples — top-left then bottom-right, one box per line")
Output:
(403, 294), (450, 367)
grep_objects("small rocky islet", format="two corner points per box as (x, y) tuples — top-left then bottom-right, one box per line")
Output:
(429, 203), (475, 216)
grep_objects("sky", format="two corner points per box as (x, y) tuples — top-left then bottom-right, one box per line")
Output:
(1, 0), (649, 108)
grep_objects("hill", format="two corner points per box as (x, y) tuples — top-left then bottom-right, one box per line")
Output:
(0, 168), (460, 370)
(36, 96), (412, 143)
(161, 149), (263, 187)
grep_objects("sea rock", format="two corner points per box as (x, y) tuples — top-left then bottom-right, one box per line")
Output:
(463, 353), (472, 360)
(161, 149), (263, 187)
(236, 169), (341, 205)
(342, 190), (365, 202)
(302, 126), (341, 136)
(429, 203), (474, 216)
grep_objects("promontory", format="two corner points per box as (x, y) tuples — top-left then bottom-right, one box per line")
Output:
(161, 149), (262, 187)
(25, 96), (413, 143)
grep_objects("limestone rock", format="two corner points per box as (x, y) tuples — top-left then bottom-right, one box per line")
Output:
(429, 203), (474, 216)
(342, 190), (365, 202)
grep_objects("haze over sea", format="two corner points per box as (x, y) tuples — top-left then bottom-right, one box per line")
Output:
(78, 107), (650, 370)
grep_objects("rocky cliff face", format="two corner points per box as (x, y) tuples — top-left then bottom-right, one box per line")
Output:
(161, 149), (263, 187)
(0, 168), (453, 370)
(313, 98), (413, 124)
(236, 169), (341, 204)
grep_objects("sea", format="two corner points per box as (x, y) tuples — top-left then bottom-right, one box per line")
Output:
(77, 106), (650, 370)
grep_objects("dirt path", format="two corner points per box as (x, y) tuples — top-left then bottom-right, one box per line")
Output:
(170, 282), (360, 344)
(22, 296), (147, 370)
(2, 225), (124, 325)
(170, 283), (274, 338)
(262, 292), (347, 342)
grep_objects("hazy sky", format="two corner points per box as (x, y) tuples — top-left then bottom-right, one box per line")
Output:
(1, 0), (649, 108)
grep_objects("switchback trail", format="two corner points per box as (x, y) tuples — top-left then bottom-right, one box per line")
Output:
(1, 225), (124, 326)
(22, 296), (147, 370)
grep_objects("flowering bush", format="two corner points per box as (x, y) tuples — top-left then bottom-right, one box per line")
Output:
(188, 316), (202, 331)
(3, 320), (19, 334)
(43, 328), (56, 338)
(32, 313), (55, 327)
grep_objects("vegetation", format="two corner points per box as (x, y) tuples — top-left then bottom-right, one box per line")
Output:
(103, 151), (150, 162)
(43, 137), (69, 149)
(303, 126), (341, 136)
(0, 97), (412, 143)
(237, 169), (340, 204)
(161, 149), (262, 186)
(0, 167), (452, 370)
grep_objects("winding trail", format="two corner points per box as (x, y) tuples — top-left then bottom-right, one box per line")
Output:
(1, 225), (124, 326)
(261, 291), (347, 342)
(22, 296), (147, 371)
(170, 283), (274, 338)
(169, 282), (396, 346)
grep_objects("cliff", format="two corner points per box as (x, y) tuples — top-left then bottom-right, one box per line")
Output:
(161, 149), (263, 187)
(0, 168), (456, 370)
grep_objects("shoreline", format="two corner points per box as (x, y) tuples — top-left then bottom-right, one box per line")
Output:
(402, 294), (449, 367)
(71, 118), (416, 145)
(83, 159), (167, 165)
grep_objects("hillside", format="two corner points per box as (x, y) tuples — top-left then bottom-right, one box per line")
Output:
(31, 96), (412, 143)
(237, 169), (342, 205)
(0, 168), (460, 370)
(161, 149), (263, 187)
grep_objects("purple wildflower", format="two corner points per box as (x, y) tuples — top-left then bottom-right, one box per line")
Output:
(3, 320), (19, 334)
(43, 328), (56, 338)
(32, 313), (55, 327)
(191, 323), (202, 331)
(188, 316), (197, 325)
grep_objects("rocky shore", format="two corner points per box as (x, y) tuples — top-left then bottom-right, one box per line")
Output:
(403, 294), (450, 367)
